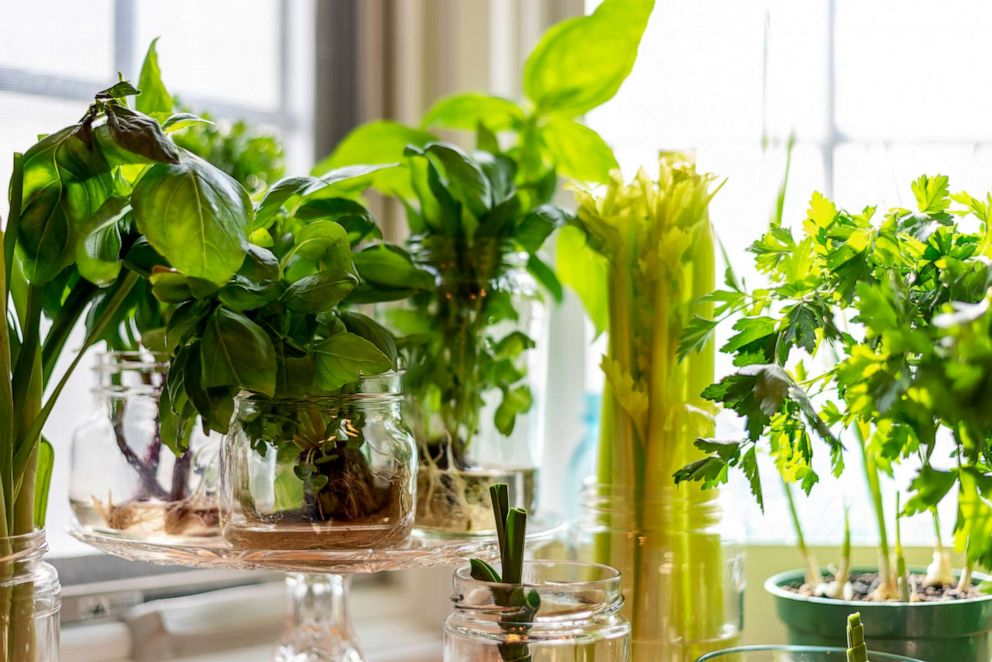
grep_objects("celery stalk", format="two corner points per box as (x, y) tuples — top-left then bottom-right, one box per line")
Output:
(572, 155), (727, 660)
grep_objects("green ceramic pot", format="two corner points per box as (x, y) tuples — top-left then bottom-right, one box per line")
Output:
(766, 569), (992, 661)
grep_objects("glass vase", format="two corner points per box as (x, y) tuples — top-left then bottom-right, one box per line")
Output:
(70, 351), (220, 541)
(444, 560), (630, 661)
(695, 645), (923, 661)
(396, 237), (548, 535)
(569, 483), (744, 661)
(221, 373), (417, 550)
(0, 530), (60, 662)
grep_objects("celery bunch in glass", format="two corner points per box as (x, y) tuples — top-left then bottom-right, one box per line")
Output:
(559, 153), (730, 660)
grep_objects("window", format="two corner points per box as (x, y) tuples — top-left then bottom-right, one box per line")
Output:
(587, 0), (985, 547)
(0, 0), (316, 557)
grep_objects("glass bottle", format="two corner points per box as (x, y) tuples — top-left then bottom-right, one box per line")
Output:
(0, 530), (61, 661)
(444, 560), (630, 661)
(221, 372), (417, 550)
(70, 351), (219, 541)
(395, 236), (548, 535)
(570, 483), (744, 661)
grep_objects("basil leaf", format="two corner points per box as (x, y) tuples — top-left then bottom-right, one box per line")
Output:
(291, 220), (353, 265)
(407, 143), (492, 218)
(295, 198), (381, 245)
(17, 126), (113, 284)
(555, 225), (609, 334)
(218, 245), (283, 311)
(351, 245), (434, 291)
(421, 93), (524, 131)
(96, 80), (140, 100)
(132, 152), (251, 285)
(136, 38), (173, 116)
(200, 308), (277, 396)
(281, 268), (359, 313)
(149, 269), (218, 303)
(162, 113), (213, 133)
(523, 0), (653, 116)
(312, 332), (392, 392)
(338, 311), (399, 366)
(313, 121), (436, 200)
(540, 117), (617, 184)
(515, 204), (568, 253)
(75, 197), (129, 286)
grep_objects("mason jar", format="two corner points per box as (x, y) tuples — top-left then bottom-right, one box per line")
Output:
(397, 236), (548, 535)
(70, 351), (220, 541)
(0, 530), (61, 661)
(221, 373), (417, 550)
(444, 560), (630, 660)
(569, 482), (744, 661)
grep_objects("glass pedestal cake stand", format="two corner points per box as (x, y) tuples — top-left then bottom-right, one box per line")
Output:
(69, 517), (560, 661)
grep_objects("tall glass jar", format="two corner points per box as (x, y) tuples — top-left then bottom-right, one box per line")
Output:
(569, 483), (744, 661)
(221, 373), (417, 550)
(0, 530), (61, 662)
(396, 237), (548, 535)
(70, 351), (220, 541)
(444, 560), (630, 660)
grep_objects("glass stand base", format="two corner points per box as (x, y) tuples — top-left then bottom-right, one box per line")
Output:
(275, 574), (364, 662)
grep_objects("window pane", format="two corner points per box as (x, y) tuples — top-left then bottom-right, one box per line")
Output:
(836, 0), (992, 141)
(134, 0), (282, 112)
(0, 1), (114, 79)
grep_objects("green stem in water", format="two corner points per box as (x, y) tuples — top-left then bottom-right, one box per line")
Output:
(856, 420), (894, 596)
(895, 493), (909, 602)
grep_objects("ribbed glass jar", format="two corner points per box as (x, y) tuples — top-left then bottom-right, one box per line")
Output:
(569, 483), (744, 661)
(444, 560), (630, 661)
(70, 351), (220, 541)
(0, 530), (61, 662)
(221, 373), (417, 550)
(398, 237), (548, 535)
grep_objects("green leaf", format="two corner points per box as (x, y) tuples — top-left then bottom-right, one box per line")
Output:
(132, 152), (251, 285)
(255, 165), (389, 231)
(351, 244), (434, 291)
(495, 385), (533, 436)
(200, 307), (276, 396)
(218, 245), (282, 311)
(523, 0), (654, 116)
(281, 268), (359, 313)
(469, 558), (502, 583)
(515, 204), (567, 253)
(541, 117), (617, 184)
(526, 254), (563, 303)
(291, 220), (354, 266)
(912, 174), (951, 215)
(338, 311), (399, 367)
(556, 224), (609, 334)
(678, 316), (718, 361)
(136, 38), (173, 116)
(149, 268), (218, 303)
(312, 121), (436, 199)
(96, 80), (140, 100)
(75, 197), (128, 286)
(421, 93), (525, 132)
(407, 143), (492, 218)
(17, 126), (113, 284)
(294, 197), (380, 244)
(312, 332), (392, 392)
(903, 465), (957, 515)
(162, 113), (213, 133)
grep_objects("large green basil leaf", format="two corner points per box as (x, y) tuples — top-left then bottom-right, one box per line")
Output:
(313, 121), (436, 200)
(338, 311), (399, 366)
(350, 244), (434, 290)
(75, 197), (129, 286)
(218, 245), (283, 311)
(290, 220), (353, 266)
(136, 38), (173, 116)
(253, 165), (387, 232)
(407, 143), (492, 219)
(312, 332), (392, 392)
(132, 152), (251, 285)
(540, 117), (617, 184)
(17, 126), (113, 284)
(200, 307), (276, 396)
(281, 268), (359, 313)
(523, 0), (654, 116)
(421, 93), (524, 131)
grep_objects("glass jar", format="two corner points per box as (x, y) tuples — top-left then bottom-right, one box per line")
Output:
(221, 373), (417, 550)
(395, 237), (548, 535)
(444, 560), (630, 661)
(695, 645), (923, 661)
(70, 351), (220, 541)
(0, 530), (61, 661)
(569, 483), (744, 662)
